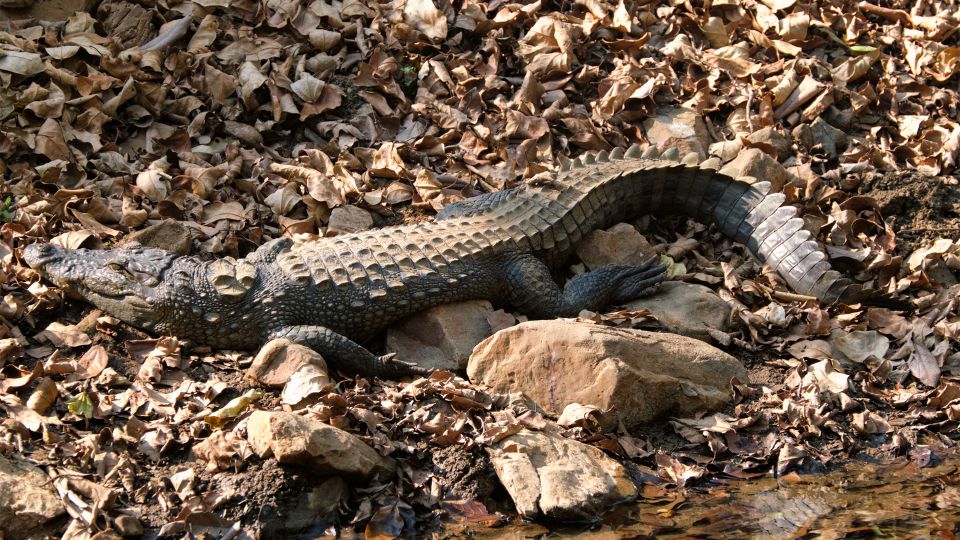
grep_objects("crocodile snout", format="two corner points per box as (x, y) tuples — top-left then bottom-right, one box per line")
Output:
(23, 243), (61, 271)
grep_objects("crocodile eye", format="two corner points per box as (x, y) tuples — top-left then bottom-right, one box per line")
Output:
(108, 262), (138, 280)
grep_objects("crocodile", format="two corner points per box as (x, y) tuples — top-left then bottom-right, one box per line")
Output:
(24, 145), (873, 378)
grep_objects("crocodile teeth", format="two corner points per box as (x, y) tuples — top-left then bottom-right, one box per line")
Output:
(609, 147), (625, 160)
(596, 149), (610, 162)
(624, 143), (643, 158)
(700, 157), (722, 170)
(641, 144), (659, 159)
(661, 147), (681, 161)
(559, 156), (572, 172)
(681, 152), (700, 165)
(583, 153), (597, 164)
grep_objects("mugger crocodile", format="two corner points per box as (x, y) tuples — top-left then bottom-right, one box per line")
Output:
(24, 145), (884, 378)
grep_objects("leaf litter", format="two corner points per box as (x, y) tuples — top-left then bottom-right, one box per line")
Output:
(0, 0), (959, 537)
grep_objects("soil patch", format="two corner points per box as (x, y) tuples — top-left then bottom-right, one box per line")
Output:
(861, 172), (960, 255)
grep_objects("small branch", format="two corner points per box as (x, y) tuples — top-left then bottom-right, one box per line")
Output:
(858, 2), (912, 26)
(139, 11), (194, 52)
(772, 290), (819, 303)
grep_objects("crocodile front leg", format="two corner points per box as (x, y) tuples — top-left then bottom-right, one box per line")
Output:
(502, 253), (666, 318)
(269, 325), (432, 379)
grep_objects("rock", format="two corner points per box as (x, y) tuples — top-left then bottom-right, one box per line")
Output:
(745, 127), (793, 158)
(246, 339), (328, 388)
(490, 429), (636, 521)
(247, 411), (394, 479)
(385, 300), (494, 371)
(643, 107), (711, 159)
(467, 320), (748, 429)
(326, 205), (373, 236)
(114, 515), (144, 537)
(719, 147), (787, 192)
(121, 220), (192, 255)
(0, 455), (65, 535)
(575, 223), (655, 271)
(792, 118), (848, 158)
(623, 281), (732, 342)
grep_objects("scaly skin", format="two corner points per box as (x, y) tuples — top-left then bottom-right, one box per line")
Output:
(24, 145), (869, 378)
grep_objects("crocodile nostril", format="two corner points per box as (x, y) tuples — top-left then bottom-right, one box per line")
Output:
(23, 243), (59, 269)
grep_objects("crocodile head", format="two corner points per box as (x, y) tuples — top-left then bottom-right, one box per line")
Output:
(24, 242), (181, 331)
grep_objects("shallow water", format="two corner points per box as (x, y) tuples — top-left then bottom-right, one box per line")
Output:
(442, 451), (960, 539)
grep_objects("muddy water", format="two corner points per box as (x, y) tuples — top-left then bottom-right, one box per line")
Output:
(443, 452), (960, 538)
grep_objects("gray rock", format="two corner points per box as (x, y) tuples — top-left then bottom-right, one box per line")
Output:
(114, 514), (144, 537)
(719, 147), (787, 192)
(468, 320), (748, 429)
(490, 429), (636, 521)
(385, 300), (494, 371)
(575, 223), (655, 271)
(247, 411), (394, 479)
(121, 220), (192, 255)
(793, 118), (848, 158)
(643, 107), (711, 159)
(326, 206), (373, 236)
(0, 455), (65, 536)
(246, 339), (329, 388)
(624, 281), (732, 342)
(745, 127), (793, 158)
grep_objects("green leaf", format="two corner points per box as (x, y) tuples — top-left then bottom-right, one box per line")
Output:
(204, 389), (261, 429)
(848, 45), (878, 54)
(67, 392), (94, 419)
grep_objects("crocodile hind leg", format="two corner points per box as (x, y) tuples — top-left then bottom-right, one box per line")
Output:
(502, 253), (666, 318)
(269, 325), (432, 378)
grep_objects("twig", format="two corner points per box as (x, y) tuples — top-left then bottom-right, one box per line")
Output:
(858, 2), (912, 26)
(772, 290), (819, 303)
(139, 11), (194, 52)
(119, 7), (195, 60)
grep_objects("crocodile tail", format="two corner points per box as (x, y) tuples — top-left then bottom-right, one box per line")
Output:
(607, 146), (861, 304)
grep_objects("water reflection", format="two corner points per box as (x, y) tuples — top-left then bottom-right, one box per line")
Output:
(441, 450), (960, 538)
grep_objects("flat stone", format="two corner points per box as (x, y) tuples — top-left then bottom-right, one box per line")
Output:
(643, 107), (711, 160)
(385, 300), (494, 371)
(718, 147), (787, 192)
(326, 205), (373, 236)
(490, 429), (636, 521)
(0, 455), (65, 536)
(121, 220), (192, 255)
(624, 281), (733, 342)
(468, 320), (748, 429)
(246, 339), (329, 388)
(575, 223), (655, 271)
(247, 411), (394, 479)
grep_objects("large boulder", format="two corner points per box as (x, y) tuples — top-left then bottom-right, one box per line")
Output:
(385, 300), (494, 371)
(467, 320), (747, 429)
(0, 455), (65, 536)
(624, 281), (733, 342)
(490, 429), (636, 521)
(247, 411), (394, 479)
